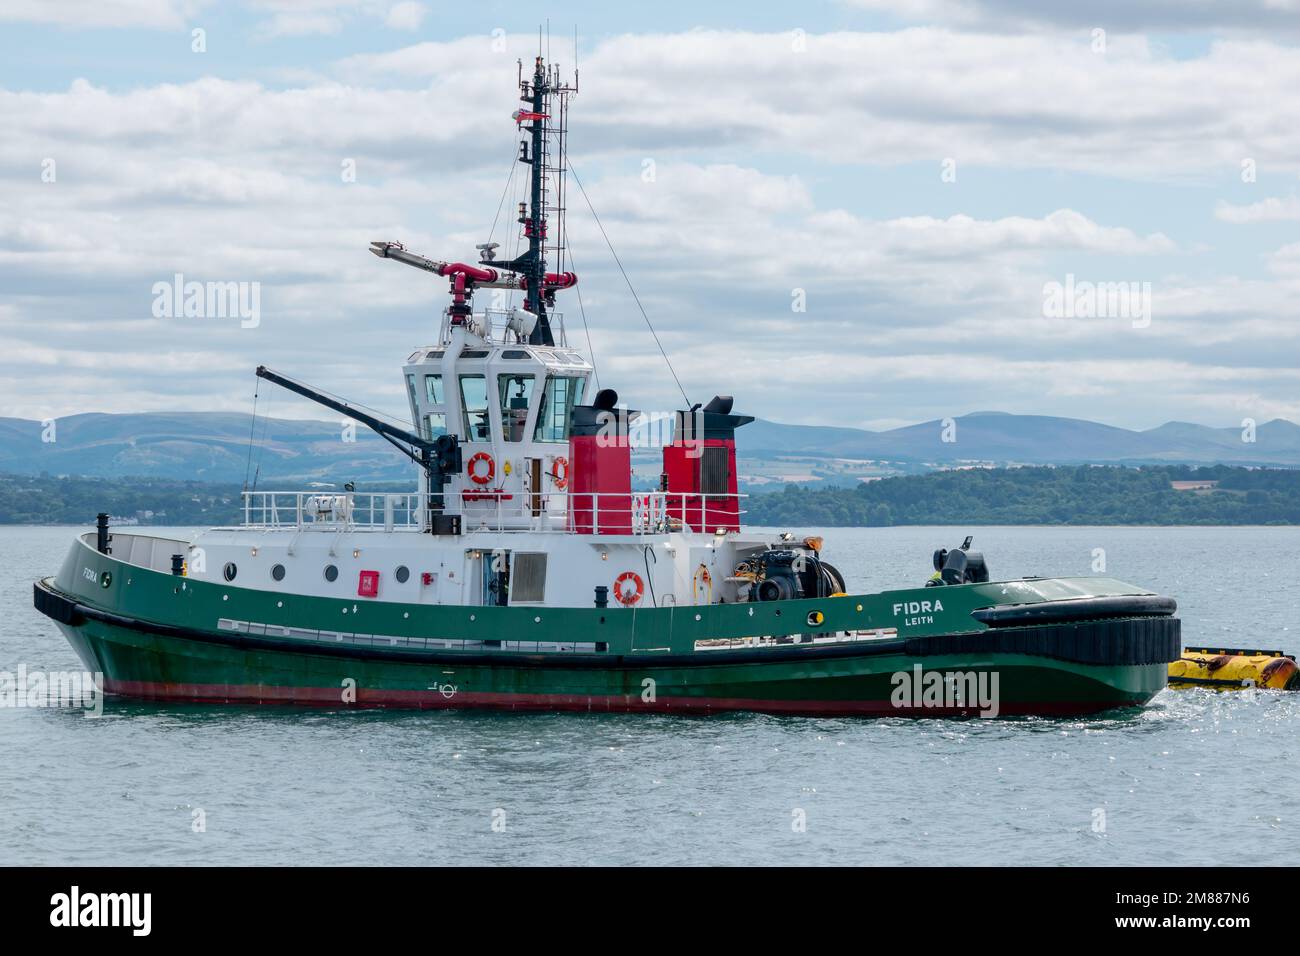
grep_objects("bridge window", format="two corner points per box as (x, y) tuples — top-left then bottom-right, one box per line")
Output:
(498, 373), (535, 442)
(534, 375), (585, 443)
(424, 374), (444, 404)
(423, 413), (448, 440)
(459, 375), (490, 442)
(405, 374), (419, 421)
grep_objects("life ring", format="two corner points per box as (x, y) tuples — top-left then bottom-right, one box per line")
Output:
(613, 571), (644, 607)
(693, 564), (712, 605)
(467, 451), (495, 485)
(551, 456), (569, 490)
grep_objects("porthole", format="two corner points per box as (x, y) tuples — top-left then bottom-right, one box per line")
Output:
(271, 564), (285, 581)
(100, 570), (112, 588)
(395, 565), (410, 584)
(223, 562), (237, 582)
(324, 564), (339, 582)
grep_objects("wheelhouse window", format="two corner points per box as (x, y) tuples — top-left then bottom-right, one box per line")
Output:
(405, 373), (419, 422)
(459, 374), (491, 442)
(534, 374), (586, 443)
(498, 373), (535, 442)
(423, 412), (448, 440)
(424, 374), (444, 404)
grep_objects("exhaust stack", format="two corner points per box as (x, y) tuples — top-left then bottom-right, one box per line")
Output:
(662, 395), (753, 533)
(568, 389), (638, 535)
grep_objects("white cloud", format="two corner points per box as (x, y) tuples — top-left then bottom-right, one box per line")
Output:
(1216, 195), (1300, 222)
(1268, 241), (1300, 277)
(249, 1), (428, 38)
(0, 28), (1296, 430)
(384, 1), (424, 31)
(0, 0), (207, 29)
(841, 0), (1300, 34)
(343, 30), (1300, 179)
(256, 12), (345, 37)
(570, 165), (1174, 286)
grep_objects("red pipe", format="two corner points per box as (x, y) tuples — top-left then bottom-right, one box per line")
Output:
(498, 272), (578, 291)
(439, 262), (577, 307)
(437, 262), (499, 283)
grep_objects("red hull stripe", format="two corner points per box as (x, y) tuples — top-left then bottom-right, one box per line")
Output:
(103, 679), (1126, 717)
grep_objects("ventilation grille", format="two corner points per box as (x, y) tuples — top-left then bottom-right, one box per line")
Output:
(700, 445), (730, 495)
(511, 552), (548, 603)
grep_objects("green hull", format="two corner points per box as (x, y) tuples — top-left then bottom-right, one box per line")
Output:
(50, 613), (1166, 717)
(35, 535), (1178, 718)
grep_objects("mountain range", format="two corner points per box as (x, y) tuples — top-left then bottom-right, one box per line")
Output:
(0, 410), (1296, 486)
(739, 412), (1300, 466)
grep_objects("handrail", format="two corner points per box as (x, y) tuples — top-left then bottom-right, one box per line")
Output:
(238, 491), (423, 532)
(436, 308), (570, 348)
(237, 489), (746, 535)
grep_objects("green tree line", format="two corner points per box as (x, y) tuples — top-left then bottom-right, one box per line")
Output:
(2, 465), (1297, 526)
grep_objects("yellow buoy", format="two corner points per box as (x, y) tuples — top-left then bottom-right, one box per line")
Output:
(1168, 648), (1299, 691)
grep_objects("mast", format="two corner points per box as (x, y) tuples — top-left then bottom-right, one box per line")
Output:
(525, 56), (548, 341)
(510, 54), (576, 347)
(370, 52), (578, 341)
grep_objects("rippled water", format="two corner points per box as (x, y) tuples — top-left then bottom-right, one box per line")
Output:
(3, 524), (1298, 866)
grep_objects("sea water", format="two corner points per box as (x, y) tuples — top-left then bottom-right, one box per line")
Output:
(2, 524), (1297, 866)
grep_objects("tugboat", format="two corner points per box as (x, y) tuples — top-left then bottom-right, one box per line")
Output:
(33, 57), (1181, 717)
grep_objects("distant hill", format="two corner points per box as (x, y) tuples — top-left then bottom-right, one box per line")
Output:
(740, 412), (1300, 466)
(0, 412), (413, 484)
(1, 410), (1297, 486)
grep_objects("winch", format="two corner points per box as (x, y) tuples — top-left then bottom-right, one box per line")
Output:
(926, 535), (990, 586)
(735, 537), (846, 602)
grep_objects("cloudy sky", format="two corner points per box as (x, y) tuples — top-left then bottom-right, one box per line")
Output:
(1, 0), (1298, 432)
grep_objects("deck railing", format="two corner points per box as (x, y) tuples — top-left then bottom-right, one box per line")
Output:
(238, 490), (745, 535)
(437, 307), (569, 347)
(241, 492), (423, 532)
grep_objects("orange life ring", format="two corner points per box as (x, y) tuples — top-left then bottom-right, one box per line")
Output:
(467, 451), (495, 485)
(613, 571), (644, 607)
(551, 456), (569, 490)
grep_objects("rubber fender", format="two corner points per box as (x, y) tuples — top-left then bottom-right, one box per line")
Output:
(1168, 648), (1299, 690)
(907, 615), (1181, 667)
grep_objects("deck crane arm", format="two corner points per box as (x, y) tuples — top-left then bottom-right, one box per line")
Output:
(254, 365), (462, 520)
